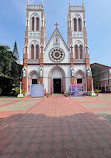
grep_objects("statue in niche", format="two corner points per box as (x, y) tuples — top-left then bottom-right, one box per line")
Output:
(40, 67), (43, 77)
(71, 67), (75, 77)
(22, 67), (26, 78)
(87, 67), (92, 77)
(54, 35), (59, 44)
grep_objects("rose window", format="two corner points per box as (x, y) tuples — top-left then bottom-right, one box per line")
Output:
(49, 48), (65, 62)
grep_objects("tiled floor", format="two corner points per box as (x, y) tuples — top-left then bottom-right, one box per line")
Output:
(0, 95), (111, 158)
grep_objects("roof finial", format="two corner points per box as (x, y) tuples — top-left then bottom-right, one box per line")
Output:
(54, 22), (59, 29)
(69, 0), (70, 7)
(82, 0), (84, 6)
(42, 0), (44, 5)
(27, 0), (29, 6)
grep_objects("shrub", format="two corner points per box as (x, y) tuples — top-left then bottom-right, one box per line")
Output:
(46, 93), (50, 97)
(94, 89), (101, 93)
(15, 88), (25, 95)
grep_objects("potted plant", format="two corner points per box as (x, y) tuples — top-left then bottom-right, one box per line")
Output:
(64, 93), (69, 97)
(94, 89), (101, 96)
(46, 93), (50, 98)
(64, 92), (69, 97)
(15, 88), (25, 97)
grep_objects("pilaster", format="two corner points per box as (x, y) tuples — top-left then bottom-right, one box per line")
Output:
(70, 46), (75, 84)
(40, 46), (44, 84)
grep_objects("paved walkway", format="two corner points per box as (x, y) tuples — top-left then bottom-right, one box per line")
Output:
(0, 95), (111, 158)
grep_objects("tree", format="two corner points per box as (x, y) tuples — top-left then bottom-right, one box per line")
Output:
(0, 45), (22, 92)
(13, 41), (19, 63)
(0, 46), (12, 77)
(92, 67), (100, 90)
(11, 60), (22, 86)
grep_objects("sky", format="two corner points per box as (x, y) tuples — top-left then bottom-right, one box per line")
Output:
(0, 0), (111, 66)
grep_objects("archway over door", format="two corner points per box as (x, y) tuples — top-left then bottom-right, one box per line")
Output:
(28, 70), (39, 93)
(49, 66), (66, 94)
(76, 70), (86, 91)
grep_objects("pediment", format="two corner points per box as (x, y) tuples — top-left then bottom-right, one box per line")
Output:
(44, 28), (69, 51)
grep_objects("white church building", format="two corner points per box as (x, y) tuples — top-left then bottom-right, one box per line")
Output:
(22, 0), (92, 95)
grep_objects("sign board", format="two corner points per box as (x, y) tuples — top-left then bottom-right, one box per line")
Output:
(70, 84), (83, 97)
(30, 84), (44, 98)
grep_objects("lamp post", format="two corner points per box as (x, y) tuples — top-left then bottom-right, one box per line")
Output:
(20, 82), (22, 95)
(17, 76), (24, 98)
(91, 79), (96, 96)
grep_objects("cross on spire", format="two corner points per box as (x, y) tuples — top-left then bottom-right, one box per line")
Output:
(54, 22), (59, 29)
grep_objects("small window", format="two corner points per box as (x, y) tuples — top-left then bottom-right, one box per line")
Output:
(32, 17), (35, 31)
(79, 45), (83, 59)
(75, 45), (78, 59)
(36, 45), (39, 59)
(78, 18), (82, 31)
(77, 78), (82, 84)
(31, 44), (34, 59)
(36, 17), (39, 31)
(32, 79), (37, 84)
(74, 18), (77, 31)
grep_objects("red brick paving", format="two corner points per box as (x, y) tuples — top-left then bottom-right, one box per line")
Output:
(77, 95), (111, 113)
(0, 111), (26, 119)
(0, 95), (111, 157)
(0, 98), (28, 108)
(89, 107), (111, 112)
(0, 98), (43, 119)
(79, 100), (111, 106)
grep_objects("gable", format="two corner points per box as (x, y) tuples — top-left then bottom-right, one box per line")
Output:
(44, 28), (69, 51)
(44, 29), (70, 63)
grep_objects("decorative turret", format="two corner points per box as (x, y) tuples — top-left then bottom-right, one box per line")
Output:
(69, 0), (71, 8)
(67, 2), (92, 91)
(22, 0), (46, 94)
(42, 0), (44, 6)
(27, 0), (29, 6)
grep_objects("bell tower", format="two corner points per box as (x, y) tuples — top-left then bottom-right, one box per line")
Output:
(68, 2), (92, 91)
(22, 0), (46, 94)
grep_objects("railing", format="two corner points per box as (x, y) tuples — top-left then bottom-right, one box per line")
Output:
(28, 59), (40, 64)
(70, 6), (83, 11)
(28, 32), (41, 37)
(74, 59), (85, 63)
(27, 5), (43, 10)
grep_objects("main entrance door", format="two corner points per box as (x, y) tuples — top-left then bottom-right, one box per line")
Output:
(53, 79), (61, 93)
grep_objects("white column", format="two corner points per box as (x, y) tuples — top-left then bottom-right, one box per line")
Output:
(20, 82), (22, 94)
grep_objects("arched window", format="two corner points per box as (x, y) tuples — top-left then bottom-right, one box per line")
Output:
(36, 45), (39, 59)
(78, 18), (82, 31)
(32, 17), (35, 31)
(36, 17), (39, 31)
(79, 45), (83, 59)
(75, 45), (78, 59)
(74, 18), (77, 31)
(31, 44), (34, 59)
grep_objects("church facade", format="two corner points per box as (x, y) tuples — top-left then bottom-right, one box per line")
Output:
(22, 1), (92, 95)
